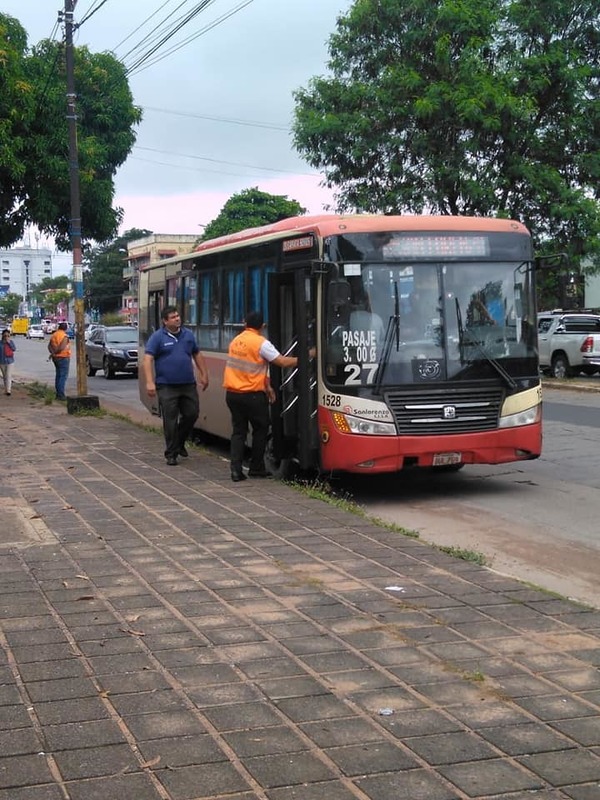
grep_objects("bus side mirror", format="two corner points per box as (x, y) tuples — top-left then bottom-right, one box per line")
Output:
(535, 252), (569, 270)
(327, 280), (352, 325)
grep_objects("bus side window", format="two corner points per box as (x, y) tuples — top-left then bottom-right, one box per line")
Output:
(223, 269), (245, 348)
(198, 271), (220, 349)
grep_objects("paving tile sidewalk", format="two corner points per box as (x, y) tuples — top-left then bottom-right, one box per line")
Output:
(0, 385), (599, 800)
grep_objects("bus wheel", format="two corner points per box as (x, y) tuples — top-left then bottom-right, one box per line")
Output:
(265, 438), (297, 481)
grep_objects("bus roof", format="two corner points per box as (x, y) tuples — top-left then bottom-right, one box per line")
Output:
(194, 214), (530, 252)
(142, 214), (530, 270)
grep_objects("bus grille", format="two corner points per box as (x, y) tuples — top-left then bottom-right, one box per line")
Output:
(385, 386), (504, 435)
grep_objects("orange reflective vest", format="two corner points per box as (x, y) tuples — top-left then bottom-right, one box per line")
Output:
(48, 330), (71, 359)
(223, 328), (268, 392)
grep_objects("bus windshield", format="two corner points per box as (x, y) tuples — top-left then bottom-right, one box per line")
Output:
(324, 259), (537, 391)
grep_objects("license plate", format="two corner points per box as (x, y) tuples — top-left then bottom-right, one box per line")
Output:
(433, 452), (462, 466)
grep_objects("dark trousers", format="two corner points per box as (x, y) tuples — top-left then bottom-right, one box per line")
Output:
(157, 383), (199, 459)
(52, 357), (70, 399)
(226, 390), (270, 473)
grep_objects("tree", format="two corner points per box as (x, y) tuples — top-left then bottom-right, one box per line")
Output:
(293, 0), (600, 269)
(0, 293), (23, 320)
(86, 228), (151, 314)
(0, 13), (141, 249)
(29, 275), (72, 313)
(42, 289), (72, 317)
(199, 188), (307, 242)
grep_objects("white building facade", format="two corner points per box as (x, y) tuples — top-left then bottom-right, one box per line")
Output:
(0, 247), (53, 304)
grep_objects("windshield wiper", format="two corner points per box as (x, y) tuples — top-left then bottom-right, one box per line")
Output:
(374, 281), (400, 393)
(455, 298), (517, 390)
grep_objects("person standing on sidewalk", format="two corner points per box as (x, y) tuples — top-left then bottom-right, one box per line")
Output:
(142, 306), (209, 466)
(47, 322), (71, 400)
(0, 329), (16, 395)
(223, 310), (302, 482)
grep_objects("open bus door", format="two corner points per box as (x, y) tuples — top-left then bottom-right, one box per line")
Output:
(267, 269), (318, 473)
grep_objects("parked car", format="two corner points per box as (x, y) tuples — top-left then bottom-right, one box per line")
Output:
(26, 324), (45, 340)
(84, 323), (102, 341)
(85, 325), (138, 379)
(537, 312), (600, 378)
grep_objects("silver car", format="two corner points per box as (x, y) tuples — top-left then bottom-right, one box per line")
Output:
(26, 324), (45, 340)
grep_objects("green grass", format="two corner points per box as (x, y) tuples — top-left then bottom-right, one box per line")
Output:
(436, 545), (489, 566)
(462, 669), (486, 682)
(71, 406), (106, 418)
(26, 381), (54, 405)
(290, 478), (419, 538)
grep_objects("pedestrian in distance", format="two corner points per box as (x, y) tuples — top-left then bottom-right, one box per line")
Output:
(223, 310), (312, 482)
(142, 306), (209, 466)
(47, 322), (71, 400)
(0, 329), (16, 395)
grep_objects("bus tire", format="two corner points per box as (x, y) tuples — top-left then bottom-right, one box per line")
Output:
(265, 437), (297, 481)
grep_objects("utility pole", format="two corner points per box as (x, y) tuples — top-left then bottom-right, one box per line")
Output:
(63, 0), (98, 410)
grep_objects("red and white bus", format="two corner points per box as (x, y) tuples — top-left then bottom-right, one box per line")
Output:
(138, 214), (542, 475)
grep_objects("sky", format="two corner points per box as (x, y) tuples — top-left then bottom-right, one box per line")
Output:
(3, 0), (353, 272)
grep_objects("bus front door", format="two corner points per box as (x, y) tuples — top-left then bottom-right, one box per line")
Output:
(268, 269), (317, 472)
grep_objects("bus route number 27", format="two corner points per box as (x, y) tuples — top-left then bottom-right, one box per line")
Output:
(343, 364), (378, 385)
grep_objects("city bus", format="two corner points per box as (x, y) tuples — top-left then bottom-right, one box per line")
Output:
(138, 214), (542, 475)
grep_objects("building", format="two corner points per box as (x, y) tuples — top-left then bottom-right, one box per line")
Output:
(122, 234), (197, 323)
(0, 246), (53, 304)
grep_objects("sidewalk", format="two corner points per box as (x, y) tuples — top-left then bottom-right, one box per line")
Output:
(0, 383), (599, 800)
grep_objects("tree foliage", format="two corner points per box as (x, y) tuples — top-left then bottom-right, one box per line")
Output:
(86, 228), (151, 314)
(0, 13), (141, 249)
(199, 188), (307, 242)
(0, 293), (23, 320)
(29, 275), (71, 310)
(293, 0), (600, 268)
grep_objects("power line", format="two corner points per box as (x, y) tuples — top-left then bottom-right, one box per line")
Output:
(112, 0), (182, 53)
(127, 0), (253, 76)
(142, 105), (289, 132)
(133, 144), (315, 175)
(124, 0), (218, 75)
(117, 0), (196, 62)
(128, 154), (267, 179)
(77, 0), (111, 28)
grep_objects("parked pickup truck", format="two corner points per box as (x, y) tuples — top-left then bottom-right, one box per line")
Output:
(537, 312), (600, 378)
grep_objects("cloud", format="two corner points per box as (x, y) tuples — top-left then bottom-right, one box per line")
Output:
(115, 174), (336, 234)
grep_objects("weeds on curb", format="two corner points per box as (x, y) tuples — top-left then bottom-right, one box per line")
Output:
(290, 478), (419, 538)
(26, 382), (54, 405)
(437, 545), (489, 566)
(71, 407), (106, 418)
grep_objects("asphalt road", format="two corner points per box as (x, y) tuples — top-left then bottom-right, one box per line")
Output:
(11, 335), (600, 607)
(12, 334), (142, 412)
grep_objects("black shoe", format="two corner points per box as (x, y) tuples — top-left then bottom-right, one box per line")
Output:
(166, 457), (178, 466)
(248, 469), (272, 478)
(231, 470), (247, 482)
(179, 446), (189, 458)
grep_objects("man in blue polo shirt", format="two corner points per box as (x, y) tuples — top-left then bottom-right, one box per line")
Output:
(142, 306), (209, 466)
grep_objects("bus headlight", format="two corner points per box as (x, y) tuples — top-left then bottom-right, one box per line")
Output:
(498, 404), (541, 428)
(331, 411), (397, 436)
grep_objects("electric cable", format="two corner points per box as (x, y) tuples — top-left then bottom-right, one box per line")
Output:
(127, 0), (252, 76)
